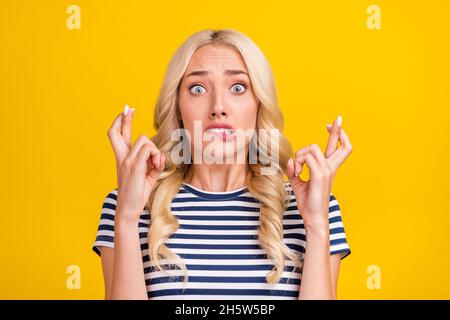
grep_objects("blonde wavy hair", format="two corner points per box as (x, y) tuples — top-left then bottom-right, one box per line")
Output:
(147, 29), (302, 285)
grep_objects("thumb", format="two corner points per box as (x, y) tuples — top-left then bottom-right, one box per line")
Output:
(145, 153), (165, 199)
(287, 158), (303, 187)
(147, 152), (165, 182)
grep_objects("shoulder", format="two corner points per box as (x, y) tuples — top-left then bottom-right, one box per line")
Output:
(97, 188), (118, 222)
(93, 188), (150, 256)
(102, 188), (118, 206)
(92, 189), (118, 256)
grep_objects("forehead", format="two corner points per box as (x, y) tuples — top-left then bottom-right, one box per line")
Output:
(185, 44), (247, 73)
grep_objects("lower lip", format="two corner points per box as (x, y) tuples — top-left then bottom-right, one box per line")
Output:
(205, 131), (235, 141)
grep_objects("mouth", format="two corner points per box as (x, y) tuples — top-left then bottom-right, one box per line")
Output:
(204, 127), (236, 140)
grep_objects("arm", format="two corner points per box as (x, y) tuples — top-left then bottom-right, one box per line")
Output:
(297, 223), (344, 300)
(99, 247), (114, 300)
(108, 218), (148, 300)
(298, 225), (333, 299)
(103, 108), (165, 299)
(330, 252), (342, 299)
(290, 117), (352, 300)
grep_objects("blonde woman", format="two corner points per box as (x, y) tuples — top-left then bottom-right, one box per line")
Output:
(93, 29), (353, 300)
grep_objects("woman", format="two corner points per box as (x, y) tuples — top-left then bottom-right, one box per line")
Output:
(93, 29), (353, 300)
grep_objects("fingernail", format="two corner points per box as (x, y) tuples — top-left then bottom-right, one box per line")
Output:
(293, 159), (299, 175)
(123, 104), (130, 116)
(337, 115), (342, 127)
(326, 123), (332, 129)
(296, 163), (303, 176)
(160, 153), (165, 166)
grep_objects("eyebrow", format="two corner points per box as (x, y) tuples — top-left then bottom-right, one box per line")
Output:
(185, 69), (249, 78)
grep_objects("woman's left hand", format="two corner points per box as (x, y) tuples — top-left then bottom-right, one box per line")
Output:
(286, 117), (353, 230)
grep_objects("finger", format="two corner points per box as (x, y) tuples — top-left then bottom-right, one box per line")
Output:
(338, 126), (352, 150)
(326, 121), (351, 149)
(295, 146), (310, 157)
(286, 158), (296, 180)
(325, 119), (341, 158)
(305, 153), (322, 181)
(294, 158), (303, 177)
(109, 112), (123, 133)
(134, 143), (152, 174)
(308, 144), (330, 170)
(154, 152), (165, 172)
(128, 135), (159, 161)
(287, 158), (307, 185)
(291, 155), (309, 184)
(121, 105), (135, 149)
(297, 144), (329, 170)
(295, 147), (311, 176)
(148, 152), (164, 171)
(141, 149), (165, 174)
(108, 112), (124, 143)
(294, 154), (306, 177)
(328, 127), (353, 168)
(108, 113), (128, 162)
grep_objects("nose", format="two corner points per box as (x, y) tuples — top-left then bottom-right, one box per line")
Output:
(210, 110), (227, 118)
(209, 90), (228, 119)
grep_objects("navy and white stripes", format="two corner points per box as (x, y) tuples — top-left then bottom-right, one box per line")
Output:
(93, 182), (351, 299)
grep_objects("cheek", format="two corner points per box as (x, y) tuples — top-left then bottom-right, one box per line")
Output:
(179, 97), (201, 124)
(178, 98), (206, 140)
(233, 97), (258, 127)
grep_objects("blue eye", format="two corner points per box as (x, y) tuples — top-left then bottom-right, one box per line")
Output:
(231, 83), (246, 94)
(189, 85), (206, 95)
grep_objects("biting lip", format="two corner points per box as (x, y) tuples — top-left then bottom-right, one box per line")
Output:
(204, 123), (235, 131)
(204, 123), (236, 140)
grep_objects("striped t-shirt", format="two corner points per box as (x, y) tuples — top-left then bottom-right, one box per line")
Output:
(93, 181), (351, 300)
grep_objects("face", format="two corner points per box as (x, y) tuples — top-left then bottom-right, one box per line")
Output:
(178, 44), (258, 164)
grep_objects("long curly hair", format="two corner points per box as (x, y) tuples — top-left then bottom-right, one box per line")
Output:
(147, 29), (302, 284)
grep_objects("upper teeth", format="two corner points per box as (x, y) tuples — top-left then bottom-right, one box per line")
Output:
(206, 128), (234, 134)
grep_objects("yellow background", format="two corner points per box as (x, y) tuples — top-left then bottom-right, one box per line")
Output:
(1, 0), (449, 299)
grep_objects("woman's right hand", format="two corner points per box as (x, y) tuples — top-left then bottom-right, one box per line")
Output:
(107, 107), (165, 222)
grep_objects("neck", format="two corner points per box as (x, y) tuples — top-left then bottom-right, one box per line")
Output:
(186, 163), (248, 192)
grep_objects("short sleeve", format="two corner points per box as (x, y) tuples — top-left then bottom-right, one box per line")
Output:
(92, 189), (118, 257)
(328, 193), (351, 260)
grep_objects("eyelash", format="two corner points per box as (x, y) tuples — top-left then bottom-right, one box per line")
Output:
(188, 82), (247, 95)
